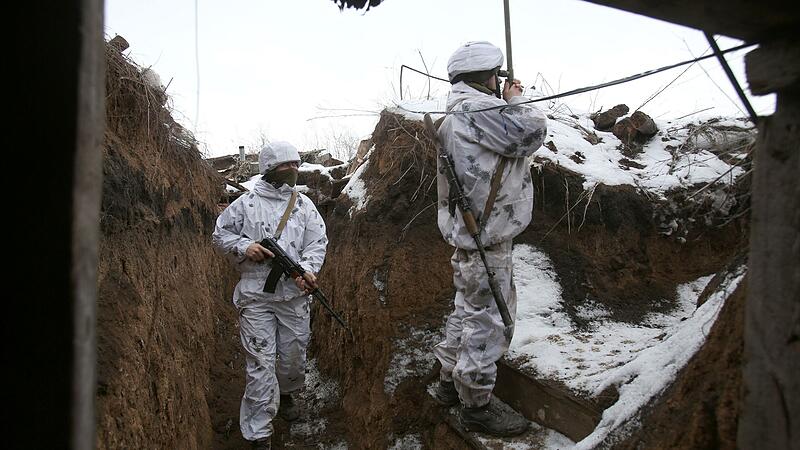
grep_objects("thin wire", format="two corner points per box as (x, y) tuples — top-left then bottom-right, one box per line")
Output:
(636, 46), (709, 112)
(397, 41), (756, 116)
(399, 64), (448, 100)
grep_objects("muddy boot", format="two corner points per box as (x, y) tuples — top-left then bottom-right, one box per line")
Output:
(433, 380), (459, 407)
(460, 399), (529, 437)
(251, 438), (270, 450)
(278, 393), (300, 421)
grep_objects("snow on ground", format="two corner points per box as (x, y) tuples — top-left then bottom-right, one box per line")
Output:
(508, 244), (713, 394)
(531, 113), (750, 194)
(341, 148), (373, 216)
(388, 432), (423, 450)
(299, 161), (342, 178)
(283, 358), (342, 446)
(507, 244), (746, 448)
(384, 325), (444, 395)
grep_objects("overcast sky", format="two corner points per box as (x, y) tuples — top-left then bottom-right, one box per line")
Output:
(104, 0), (774, 158)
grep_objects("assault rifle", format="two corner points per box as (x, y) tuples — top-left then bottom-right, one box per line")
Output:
(257, 235), (353, 338)
(423, 113), (513, 339)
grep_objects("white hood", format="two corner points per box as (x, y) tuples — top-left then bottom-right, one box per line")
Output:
(259, 141), (301, 174)
(447, 41), (504, 80)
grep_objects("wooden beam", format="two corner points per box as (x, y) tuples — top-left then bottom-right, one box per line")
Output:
(739, 37), (800, 447)
(13, 0), (103, 447)
(494, 361), (606, 442)
(72, 0), (104, 448)
(581, 0), (798, 41)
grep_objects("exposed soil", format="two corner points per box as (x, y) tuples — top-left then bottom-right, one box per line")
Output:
(97, 44), (243, 449)
(311, 111), (462, 448)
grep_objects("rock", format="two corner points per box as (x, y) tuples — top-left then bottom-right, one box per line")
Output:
(613, 118), (638, 145)
(300, 149), (345, 168)
(613, 111), (658, 157)
(592, 104), (629, 131)
(329, 166), (347, 180)
(109, 35), (129, 52)
(630, 111), (658, 137)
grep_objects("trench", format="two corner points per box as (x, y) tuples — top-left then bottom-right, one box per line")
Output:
(98, 44), (750, 449)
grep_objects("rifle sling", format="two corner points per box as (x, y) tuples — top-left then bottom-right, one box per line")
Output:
(274, 191), (297, 240)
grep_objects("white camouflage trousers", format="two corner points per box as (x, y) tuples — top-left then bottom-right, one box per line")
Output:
(238, 295), (311, 441)
(433, 240), (517, 408)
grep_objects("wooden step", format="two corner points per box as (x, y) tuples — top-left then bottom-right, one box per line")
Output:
(493, 360), (615, 442)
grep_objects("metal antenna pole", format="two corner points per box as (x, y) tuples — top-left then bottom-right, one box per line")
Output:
(503, 0), (514, 82)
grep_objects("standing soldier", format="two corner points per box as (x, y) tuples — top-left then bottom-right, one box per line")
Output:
(213, 141), (328, 450)
(432, 41), (547, 436)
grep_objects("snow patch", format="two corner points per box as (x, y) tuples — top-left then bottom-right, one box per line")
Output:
(342, 149), (373, 216)
(575, 266), (745, 449)
(388, 433), (422, 450)
(384, 326), (444, 395)
(508, 244), (725, 397)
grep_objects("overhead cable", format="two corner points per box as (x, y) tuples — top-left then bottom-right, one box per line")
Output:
(397, 41), (756, 116)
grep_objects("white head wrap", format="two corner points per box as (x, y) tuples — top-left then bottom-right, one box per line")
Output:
(258, 141), (301, 174)
(446, 41), (504, 81)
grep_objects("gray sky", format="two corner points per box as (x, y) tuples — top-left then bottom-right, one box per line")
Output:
(104, 0), (774, 158)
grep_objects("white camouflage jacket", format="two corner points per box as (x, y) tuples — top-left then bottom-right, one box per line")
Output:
(212, 179), (328, 305)
(437, 82), (547, 250)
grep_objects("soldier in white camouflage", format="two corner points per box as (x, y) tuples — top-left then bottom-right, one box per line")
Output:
(432, 41), (547, 437)
(213, 141), (328, 450)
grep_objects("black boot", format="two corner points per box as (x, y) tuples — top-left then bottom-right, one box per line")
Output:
(460, 399), (528, 437)
(251, 437), (270, 450)
(433, 380), (459, 407)
(279, 393), (300, 421)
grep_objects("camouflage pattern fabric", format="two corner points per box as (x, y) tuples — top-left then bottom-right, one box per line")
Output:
(436, 81), (547, 250)
(433, 240), (517, 407)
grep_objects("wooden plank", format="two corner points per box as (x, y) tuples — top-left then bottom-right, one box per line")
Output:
(493, 361), (606, 442)
(745, 39), (800, 95)
(580, 0), (798, 41)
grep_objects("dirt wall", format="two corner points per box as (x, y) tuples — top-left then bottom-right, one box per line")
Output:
(96, 45), (242, 449)
(312, 112), (461, 448)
